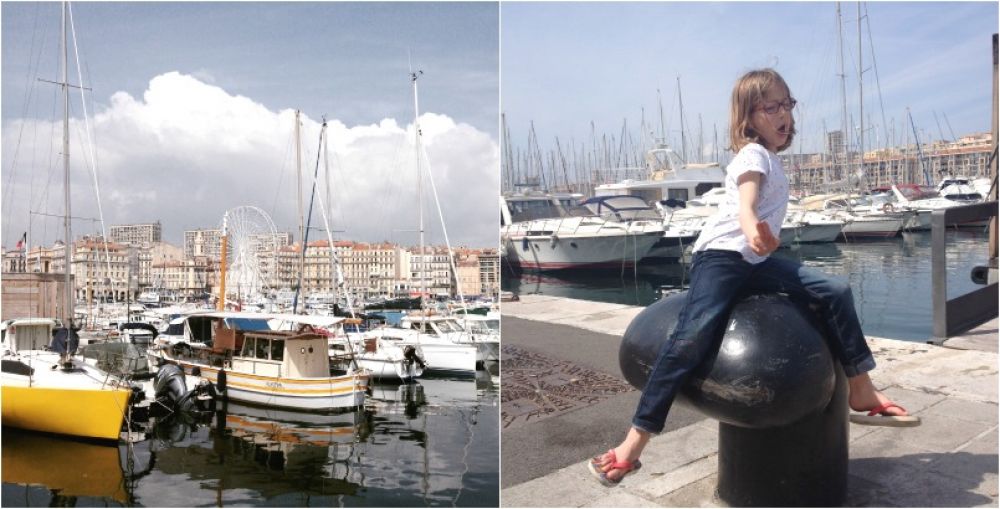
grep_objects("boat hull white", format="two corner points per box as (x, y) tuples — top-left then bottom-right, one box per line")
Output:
(149, 351), (368, 411)
(780, 223), (844, 244)
(840, 216), (904, 239)
(407, 343), (477, 375)
(354, 356), (424, 380)
(502, 231), (660, 270)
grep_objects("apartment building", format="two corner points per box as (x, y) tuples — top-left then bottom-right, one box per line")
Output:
(109, 222), (162, 246)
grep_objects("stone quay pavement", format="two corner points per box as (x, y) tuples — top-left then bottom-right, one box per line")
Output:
(500, 294), (998, 507)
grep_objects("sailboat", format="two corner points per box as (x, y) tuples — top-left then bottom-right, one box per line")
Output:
(1, 3), (134, 442)
(366, 70), (481, 375)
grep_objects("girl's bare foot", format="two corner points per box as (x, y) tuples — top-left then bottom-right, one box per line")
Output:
(847, 373), (909, 416)
(591, 427), (650, 482)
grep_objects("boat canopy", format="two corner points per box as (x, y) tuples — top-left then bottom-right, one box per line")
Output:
(580, 196), (662, 221)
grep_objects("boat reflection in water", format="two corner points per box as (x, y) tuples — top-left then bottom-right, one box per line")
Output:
(146, 403), (371, 504)
(2, 369), (499, 507)
(1, 428), (130, 506)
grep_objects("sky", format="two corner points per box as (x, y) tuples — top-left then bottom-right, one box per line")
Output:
(501, 2), (998, 181)
(1, 2), (499, 249)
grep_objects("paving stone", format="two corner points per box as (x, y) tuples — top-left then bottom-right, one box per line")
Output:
(845, 473), (895, 507)
(892, 410), (994, 453)
(584, 490), (661, 508)
(632, 454), (717, 500)
(881, 385), (948, 414)
(924, 398), (1000, 426)
(881, 462), (997, 507)
(501, 464), (609, 508)
(652, 473), (721, 508)
(848, 430), (937, 485)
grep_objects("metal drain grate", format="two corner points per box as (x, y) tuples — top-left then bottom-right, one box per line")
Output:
(501, 345), (635, 429)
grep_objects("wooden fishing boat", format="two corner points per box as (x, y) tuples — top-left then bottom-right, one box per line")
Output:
(148, 313), (369, 411)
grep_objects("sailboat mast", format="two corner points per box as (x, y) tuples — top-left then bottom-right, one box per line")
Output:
(857, 2), (866, 190)
(294, 110), (305, 294)
(677, 76), (687, 162)
(411, 70), (425, 305)
(61, 1), (73, 326)
(836, 3), (850, 187)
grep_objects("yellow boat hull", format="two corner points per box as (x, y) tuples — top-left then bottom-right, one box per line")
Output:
(1, 385), (130, 441)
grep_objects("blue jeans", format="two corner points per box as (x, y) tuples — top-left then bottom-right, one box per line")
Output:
(631, 249), (876, 434)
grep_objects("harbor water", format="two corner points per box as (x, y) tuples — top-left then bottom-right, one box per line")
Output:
(502, 229), (991, 342)
(1, 372), (499, 507)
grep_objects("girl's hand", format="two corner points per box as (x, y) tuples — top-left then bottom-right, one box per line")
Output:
(750, 221), (780, 256)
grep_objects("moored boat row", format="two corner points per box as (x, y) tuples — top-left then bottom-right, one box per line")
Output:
(502, 144), (990, 272)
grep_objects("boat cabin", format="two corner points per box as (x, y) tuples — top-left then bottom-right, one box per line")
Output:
(233, 331), (330, 378)
(0, 318), (57, 354)
(500, 193), (589, 226)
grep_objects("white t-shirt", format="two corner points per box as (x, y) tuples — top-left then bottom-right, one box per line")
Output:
(691, 143), (789, 264)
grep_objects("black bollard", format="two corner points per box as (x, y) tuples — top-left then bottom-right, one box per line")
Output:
(620, 292), (848, 507)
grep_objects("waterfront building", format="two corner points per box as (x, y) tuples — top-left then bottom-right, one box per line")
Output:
(784, 132), (993, 195)
(454, 250), (482, 298)
(4, 230), (496, 307)
(410, 246), (453, 298)
(153, 256), (214, 299)
(109, 222), (162, 246)
(139, 242), (185, 288)
(184, 228), (223, 260)
(479, 249), (500, 298)
(71, 236), (131, 302)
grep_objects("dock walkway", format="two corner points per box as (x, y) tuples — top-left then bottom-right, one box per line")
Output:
(501, 294), (998, 507)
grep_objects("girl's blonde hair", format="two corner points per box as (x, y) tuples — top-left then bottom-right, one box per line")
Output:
(728, 68), (796, 153)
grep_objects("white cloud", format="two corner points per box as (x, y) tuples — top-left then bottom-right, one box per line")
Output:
(2, 72), (499, 250)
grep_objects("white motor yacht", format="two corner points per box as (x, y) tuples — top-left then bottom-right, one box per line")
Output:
(892, 183), (988, 230)
(401, 314), (498, 365)
(501, 192), (662, 271)
(580, 195), (699, 260)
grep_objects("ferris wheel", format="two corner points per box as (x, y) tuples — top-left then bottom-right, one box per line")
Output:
(220, 206), (278, 301)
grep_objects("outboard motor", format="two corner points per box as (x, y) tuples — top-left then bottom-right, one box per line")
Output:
(153, 364), (216, 417)
(154, 364), (188, 406)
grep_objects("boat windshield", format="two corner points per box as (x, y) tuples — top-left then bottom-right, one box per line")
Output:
(585, 197), (662, 221)
(508, 200), (564, 222)
(646, 147), (685, 174)
(466, 319), (499, 333)
(435, 319), (464, 333)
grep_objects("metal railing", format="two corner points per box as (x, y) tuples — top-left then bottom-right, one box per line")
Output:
(931, 201), (999, 342)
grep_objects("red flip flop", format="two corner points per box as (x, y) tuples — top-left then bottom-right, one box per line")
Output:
(850, 401), (921, 427)
(587, 449), (642, 487)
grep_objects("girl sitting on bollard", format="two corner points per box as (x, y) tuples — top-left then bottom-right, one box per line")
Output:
(588, 68), (920, 487)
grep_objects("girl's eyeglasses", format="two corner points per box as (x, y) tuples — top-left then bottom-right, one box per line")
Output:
(757, 98), (797, 115)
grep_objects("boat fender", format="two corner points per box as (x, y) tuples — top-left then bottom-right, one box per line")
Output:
(403, 345), (427, 369)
